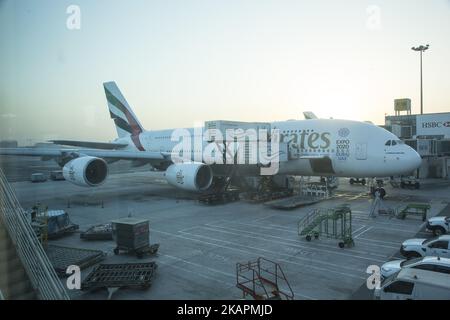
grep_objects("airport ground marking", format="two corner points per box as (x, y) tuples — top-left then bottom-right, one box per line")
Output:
(177, 226), (386, 271)
(353, 226), (373, 239)
(252, 214), (276, 223)
(177, 229), (368, 282)
(161, 254), (236, 279)
(203, 223), (388, 261)
(153, 228), (368, 282)
(351, 225), (366, 235)
(178, 229), (370, 275)
(370, 225), (425, 234)
(354, 237), (401, 249)
(221, 220), (299, 234)
(203, 222), (388, 259)
(157, 259), (235, 291)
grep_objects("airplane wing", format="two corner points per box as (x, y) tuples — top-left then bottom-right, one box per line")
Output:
(49, 140), (128, 150)
(0, 148), (166, 161)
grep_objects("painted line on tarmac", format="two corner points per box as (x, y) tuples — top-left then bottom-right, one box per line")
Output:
(353, 226), (373, 239)
(153, 229), (319, 299)
(351, 226), (366, 235)
(156, 228), (369, 278)
(176, 229), (368, 282)
(157, 258), (234, 288)
(161, 253), (235, 278)
(204, 223), (388, 260)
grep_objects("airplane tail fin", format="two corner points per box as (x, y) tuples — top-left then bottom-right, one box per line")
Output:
(103, 81), (144, 138)
(303, 111), (318, 120)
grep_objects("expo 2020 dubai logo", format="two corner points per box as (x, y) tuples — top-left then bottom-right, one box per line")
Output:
(338, 128), (350, 138)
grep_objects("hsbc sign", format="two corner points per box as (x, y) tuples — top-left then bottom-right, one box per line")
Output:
(416, 114), (450, 138)
(421, 121), (450, 128)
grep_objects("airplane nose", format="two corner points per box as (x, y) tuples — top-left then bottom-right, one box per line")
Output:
(410, 148), (422, 170)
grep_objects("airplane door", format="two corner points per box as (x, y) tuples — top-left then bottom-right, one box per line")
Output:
(355, 143), (367, 160)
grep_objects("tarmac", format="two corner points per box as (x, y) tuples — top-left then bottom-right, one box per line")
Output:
(2, 155), (450, 300)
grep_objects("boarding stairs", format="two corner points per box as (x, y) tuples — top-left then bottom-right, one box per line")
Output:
(298, 210), (329, 237)
(0, 168), (69, 300)
(298, 205), (354, 247)
(236, 257), (294, 300)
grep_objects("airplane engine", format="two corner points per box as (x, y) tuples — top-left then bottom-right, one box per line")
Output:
(165, 163), (213, 192)
(62, 156), (108, 187)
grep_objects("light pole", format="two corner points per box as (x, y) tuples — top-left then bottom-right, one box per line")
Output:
(411, 44), (429, 115)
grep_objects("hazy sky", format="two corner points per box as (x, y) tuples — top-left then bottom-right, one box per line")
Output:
(1, 0), (449, 144)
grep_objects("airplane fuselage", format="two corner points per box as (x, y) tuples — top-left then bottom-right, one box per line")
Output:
(113, 118), (421, 178)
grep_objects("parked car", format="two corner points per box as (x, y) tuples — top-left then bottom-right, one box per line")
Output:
(381, 256), (450, 279)
(30, 173), (47, 183)
(426, 216), (450, 236)
(374, 268), (450, 300)
(50, 170), (65, 181)
(400, 235), (450, 259)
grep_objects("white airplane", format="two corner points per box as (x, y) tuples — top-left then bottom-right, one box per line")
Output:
(0, 82), (421, 195)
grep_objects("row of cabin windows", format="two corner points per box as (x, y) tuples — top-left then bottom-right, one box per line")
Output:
(279, 129), (313, 134)
(154, 135), (209, 140)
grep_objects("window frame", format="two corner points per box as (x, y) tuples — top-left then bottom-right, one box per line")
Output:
(383, 280), (414, 295)
(428, 241), (449, 250)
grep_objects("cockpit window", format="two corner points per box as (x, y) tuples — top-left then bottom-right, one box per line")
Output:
(385, 139), (404, 146)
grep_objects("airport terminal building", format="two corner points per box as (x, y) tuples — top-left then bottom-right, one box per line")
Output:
(383, 99), (450, 179)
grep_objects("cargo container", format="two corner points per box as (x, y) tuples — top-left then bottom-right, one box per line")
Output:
(112, 218), (150, 252)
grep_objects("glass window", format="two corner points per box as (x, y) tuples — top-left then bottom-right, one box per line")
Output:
(391, 140), (397, 146)
(429, 241), (449, 249)
(433, 265), (450, 275)
(385, 140), (391, 146)
(384, 281), (414, 295)
(411, 264), (436, 271)
(401, 258), (421, 267)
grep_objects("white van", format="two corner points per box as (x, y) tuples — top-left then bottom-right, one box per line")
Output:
(374, 268), (450, 300)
